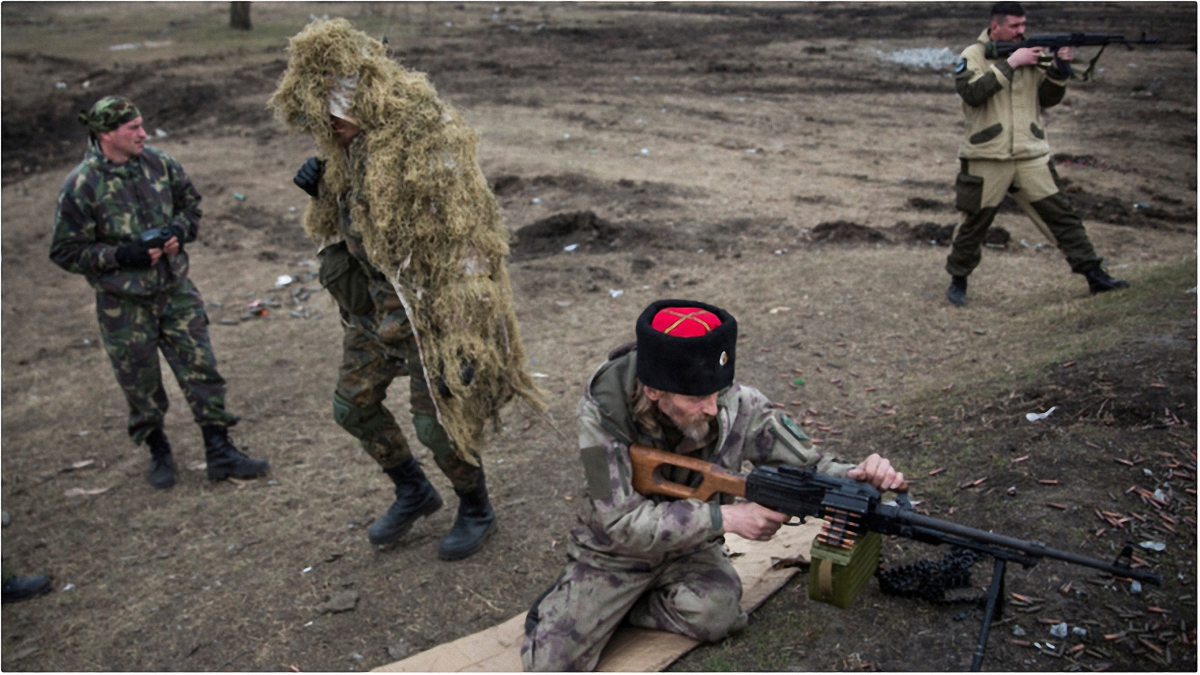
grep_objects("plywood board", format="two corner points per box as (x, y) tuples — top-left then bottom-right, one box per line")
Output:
(375, 518), (822, 672)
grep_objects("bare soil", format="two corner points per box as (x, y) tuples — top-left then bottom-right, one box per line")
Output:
(1, 2), (1195, 671)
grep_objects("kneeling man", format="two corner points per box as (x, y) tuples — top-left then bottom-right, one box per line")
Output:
(522, 300), (904, 671)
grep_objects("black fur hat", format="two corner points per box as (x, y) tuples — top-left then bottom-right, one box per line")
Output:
(635, 299), (737, 396)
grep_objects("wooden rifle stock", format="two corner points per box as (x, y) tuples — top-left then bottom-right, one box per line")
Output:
(628, 444), (747, 502)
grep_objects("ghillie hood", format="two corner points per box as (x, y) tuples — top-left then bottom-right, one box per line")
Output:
(268, 18), (544, 464)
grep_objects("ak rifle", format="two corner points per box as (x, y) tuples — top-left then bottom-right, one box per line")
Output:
(986, 31), (1160, 80)
(628, 444), (1163, 671)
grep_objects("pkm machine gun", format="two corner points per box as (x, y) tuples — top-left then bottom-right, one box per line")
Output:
(627, 444), (1163, 671)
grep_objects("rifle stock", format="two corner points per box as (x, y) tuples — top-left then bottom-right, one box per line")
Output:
(628, 443), (747, 502)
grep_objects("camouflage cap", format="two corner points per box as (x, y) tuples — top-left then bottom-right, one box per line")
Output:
(78, 96), (141, 135)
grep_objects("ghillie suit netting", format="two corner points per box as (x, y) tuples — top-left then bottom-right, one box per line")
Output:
(269, 19), (544, 465)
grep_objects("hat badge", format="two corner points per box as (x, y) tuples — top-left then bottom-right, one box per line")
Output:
(719, 351), (728, 366)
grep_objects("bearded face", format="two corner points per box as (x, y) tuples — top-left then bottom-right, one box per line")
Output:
(645, 387), (718, 442)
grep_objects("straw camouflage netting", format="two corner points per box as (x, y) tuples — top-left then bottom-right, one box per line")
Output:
(268, 19), (544, 465)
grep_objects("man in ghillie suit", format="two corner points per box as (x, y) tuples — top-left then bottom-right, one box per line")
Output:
(269, 19), (543, 561)
(521, 300), (904, 670)
(50, 96), (270, 490)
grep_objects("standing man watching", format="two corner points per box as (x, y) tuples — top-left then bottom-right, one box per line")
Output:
(50, 96), (270, 489)
(521, 300), (904, 671)
(945, 1), (1129, 306)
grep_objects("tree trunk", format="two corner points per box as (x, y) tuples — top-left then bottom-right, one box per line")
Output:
(230, 2), (252, 30)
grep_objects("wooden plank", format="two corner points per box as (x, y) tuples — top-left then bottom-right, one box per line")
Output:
(375, 518), (823, 672)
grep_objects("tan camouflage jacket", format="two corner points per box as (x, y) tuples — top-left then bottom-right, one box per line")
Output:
(955, 29), (1070, 161)
(568, 344), (855, 569)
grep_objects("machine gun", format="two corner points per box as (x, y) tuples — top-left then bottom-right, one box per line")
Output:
(985, 32), (1160, 80)
(627, 444), (1163, 671)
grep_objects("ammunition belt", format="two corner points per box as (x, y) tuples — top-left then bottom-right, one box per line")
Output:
(876, 546), (987, 605)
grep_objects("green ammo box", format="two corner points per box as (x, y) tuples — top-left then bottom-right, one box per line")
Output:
(808, 530), (881, 609)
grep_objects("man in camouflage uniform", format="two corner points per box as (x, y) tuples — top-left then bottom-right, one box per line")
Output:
(521, 300), (905, 671)
(945, 1), (1129, 306)
(291, 108), (495, 561)
(50, 96), (269, 490)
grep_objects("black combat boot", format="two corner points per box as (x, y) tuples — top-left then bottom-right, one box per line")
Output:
(437, 474), (497, 561)
(146, 428), (177, 490)
(2, 574), (52, 603)
(946, 275), (968, 307)
(201, 426), (269, 481)
(368, 458), (443, 546)
(1085, 267), (1130, 295)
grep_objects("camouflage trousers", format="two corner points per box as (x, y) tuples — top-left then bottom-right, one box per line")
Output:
(521, 542), (747, 671)
(947, 157), (1102, 278)
(96, 279), (238, 445)
(336, 311), (481, 492)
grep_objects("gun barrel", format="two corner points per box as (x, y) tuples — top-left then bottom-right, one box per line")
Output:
(895, 509), (1164, 585)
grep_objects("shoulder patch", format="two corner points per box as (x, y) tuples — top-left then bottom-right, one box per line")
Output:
(955, 58), (967, 74)
(580, 445), (613, 501)
(778, 412), (809, 442)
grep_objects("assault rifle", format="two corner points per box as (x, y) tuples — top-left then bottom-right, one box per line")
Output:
(628, 444), (1163, 671)
(985, 32), (1160, 80)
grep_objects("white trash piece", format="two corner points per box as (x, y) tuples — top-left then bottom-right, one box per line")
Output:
(1025, 406), (1057, 422)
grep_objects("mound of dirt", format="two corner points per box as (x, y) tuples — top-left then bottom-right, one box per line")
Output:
(1064, 185), (1198, 230)
(892, 221), (1010, 247)
(810, 220), (886, 243)
(2, 53), (283, 185)
(907, 196), (948, 211)
(510, 210), (623, 260)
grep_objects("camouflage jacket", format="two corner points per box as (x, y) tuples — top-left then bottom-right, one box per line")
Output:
(50, 142), (201, 296)
(955, 28), (1069, 161)
(569, 344), (855, 570)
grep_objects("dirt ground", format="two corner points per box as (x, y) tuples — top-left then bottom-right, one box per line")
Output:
(1, 2), (1196, 671)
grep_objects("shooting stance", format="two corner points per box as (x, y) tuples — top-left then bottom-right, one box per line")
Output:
(945, 1), (1129, 306)
(269, 20), (543, 560)
(521, 300), (903, 671)
(50, 96), (269, 489)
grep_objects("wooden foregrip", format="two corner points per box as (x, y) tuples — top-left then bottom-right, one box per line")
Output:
(628, 444), (748, 502)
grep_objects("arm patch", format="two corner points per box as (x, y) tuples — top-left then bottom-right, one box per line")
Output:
(955, 58), (967, 74)
(779, 412), (809, 441)
(580, 445), (612, 500)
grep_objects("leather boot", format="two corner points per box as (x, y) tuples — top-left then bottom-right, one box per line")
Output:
(146, 428), (176, 490)
(368, 458), (443, 546)
(202, 426), (269, 481)
(946, 275), (968, 307)
(1085, 267), (1130, 295)
(1, 574), (52, 604)
(438, 475), (497, 561)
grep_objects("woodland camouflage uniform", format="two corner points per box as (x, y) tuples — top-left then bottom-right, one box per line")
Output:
(521, 344), (856, 671)
(50, 140), (237, 444)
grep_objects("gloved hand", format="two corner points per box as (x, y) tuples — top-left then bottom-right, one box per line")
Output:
(293, 156), (325, 198)
(114, 242), (153, 269)
(167, 224), (188, 254)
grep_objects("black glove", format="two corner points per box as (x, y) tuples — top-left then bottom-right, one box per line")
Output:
(168, 224), (188, 253)
(293, 156), (325, 198)
(1049, 54), (1071, 78)
(114, 242), (153, 269)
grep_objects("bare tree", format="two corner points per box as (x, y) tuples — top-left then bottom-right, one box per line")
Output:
(230, 2), (252, 30)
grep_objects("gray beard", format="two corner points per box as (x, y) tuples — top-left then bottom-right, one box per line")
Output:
(679, 418), (713, 442)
